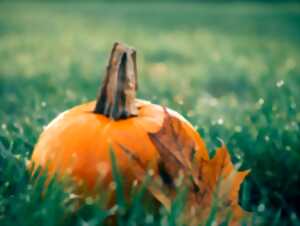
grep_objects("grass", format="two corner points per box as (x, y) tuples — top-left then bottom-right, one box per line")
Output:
(1, 1), (300, 225)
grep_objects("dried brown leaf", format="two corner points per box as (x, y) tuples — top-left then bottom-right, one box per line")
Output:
(148, 109), (251, 225)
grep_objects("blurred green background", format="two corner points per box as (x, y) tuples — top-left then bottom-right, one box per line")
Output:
(1, 1), (300, 226)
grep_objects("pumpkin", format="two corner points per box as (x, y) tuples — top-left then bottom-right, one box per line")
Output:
(30, 42), (250, 225)
(30, 42), (208, 192)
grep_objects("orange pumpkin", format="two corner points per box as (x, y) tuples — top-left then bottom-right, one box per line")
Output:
(31, 42), (208, 193)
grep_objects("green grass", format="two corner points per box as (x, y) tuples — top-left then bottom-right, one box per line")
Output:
(1, 2), (300, 225)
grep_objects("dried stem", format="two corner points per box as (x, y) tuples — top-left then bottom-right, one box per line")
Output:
(94, 42), (138, 120)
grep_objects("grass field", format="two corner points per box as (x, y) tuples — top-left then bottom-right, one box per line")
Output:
(1, 2), (300, 225)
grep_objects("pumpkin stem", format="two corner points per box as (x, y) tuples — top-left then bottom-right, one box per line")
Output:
(94, 42), (138, 120)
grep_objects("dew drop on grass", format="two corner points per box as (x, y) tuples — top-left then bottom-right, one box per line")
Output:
(276, 80), (284, 88)
(235, 152), (242, 160)
(14, 154), (21, 160)
(290, 212), (298, 221)
(234, 125), (242, 133)
(290, 102), (296, 109)
(25, 195), (30, 203)
(41, 101), (47, 107)
(285, 146), (291, 151)
(255, 98), (265, 109)
(291, 121), (297, 129)
(1, 123), (7, 130)
(258, 98), (264, 106)
(27, 184), (33, 190)
(109, 205), (119, 214)
(24, 158), (30, 166)
(257, 203), (265, 212)
(264, 136), (270, 142)
(284, 125), (290, 131)
(69, 193), (79, 199)
(217, 117), (224, 125)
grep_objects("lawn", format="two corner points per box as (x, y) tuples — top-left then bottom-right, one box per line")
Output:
(0, 2), (300, 225)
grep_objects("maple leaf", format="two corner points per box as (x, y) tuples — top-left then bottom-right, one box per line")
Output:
(119, 108), (251, 225)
